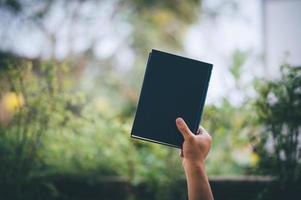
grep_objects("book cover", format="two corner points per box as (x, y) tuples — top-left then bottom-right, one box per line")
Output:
(131, 49), (213, 148)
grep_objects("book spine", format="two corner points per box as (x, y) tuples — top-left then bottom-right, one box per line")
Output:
(131, 52), (153, 136)
(193, 65), (213, 134)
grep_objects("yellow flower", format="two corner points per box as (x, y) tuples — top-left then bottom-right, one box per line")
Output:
(153, 9), (173, 26)
(250, 152), (260, 165)
(2, 92), (24, 112)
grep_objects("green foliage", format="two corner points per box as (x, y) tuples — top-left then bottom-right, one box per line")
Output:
(230, 49), (250, 81)
(203, 100), (257, 175)
(0, 60), (58, 198)
(0, 0), (22, 13)
(254, 64), (301, 182)
(0, 58), (186, 199)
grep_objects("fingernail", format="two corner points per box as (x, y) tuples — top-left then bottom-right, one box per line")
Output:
(176, 118), (183, 126)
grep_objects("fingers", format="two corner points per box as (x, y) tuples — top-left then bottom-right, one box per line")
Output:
(198, 126), (207, 135)
(176, 117), (193, 140)
(199, 126), (210, 136)
(179, 149), (184, 158)
(199, 126), (212, 142)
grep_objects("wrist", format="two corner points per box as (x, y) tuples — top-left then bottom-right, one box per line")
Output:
(183, 160), (208, 183)
(183, 159), (205, 171)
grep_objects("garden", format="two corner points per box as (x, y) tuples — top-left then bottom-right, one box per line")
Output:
(0, 0), (300, 199)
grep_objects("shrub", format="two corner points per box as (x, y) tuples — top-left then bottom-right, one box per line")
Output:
(254, 64), (301, 183)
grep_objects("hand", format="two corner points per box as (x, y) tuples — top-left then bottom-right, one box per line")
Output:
(176, 117), (212, 168)
(176, 117), (214, 200)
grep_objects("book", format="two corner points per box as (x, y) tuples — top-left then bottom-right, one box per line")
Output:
(131, 49), (213, 148)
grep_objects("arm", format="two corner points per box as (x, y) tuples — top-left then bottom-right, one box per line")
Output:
(176, 118), (214, 200)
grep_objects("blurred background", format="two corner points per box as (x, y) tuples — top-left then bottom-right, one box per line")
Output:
(0, 0), (300, 199)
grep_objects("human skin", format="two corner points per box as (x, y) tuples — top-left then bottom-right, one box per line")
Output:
(176, 117), (214, 200)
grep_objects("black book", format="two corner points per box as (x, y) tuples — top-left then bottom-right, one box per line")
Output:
(131, 49), (213, 148)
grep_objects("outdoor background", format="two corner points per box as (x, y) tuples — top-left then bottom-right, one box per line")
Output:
(0, 0), (300, 199)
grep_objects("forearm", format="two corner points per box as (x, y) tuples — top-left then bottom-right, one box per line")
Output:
(184, 161), (213, 200)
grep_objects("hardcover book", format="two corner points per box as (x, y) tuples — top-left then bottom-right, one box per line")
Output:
(131, 49), (213, 148)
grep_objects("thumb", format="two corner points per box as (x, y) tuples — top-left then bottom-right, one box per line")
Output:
(176, 118), (193, 140)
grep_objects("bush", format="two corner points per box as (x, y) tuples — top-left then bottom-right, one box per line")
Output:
(0, 59), (134, 198)
(254, 64), (301, 183)
(0, 58), (185, 199)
